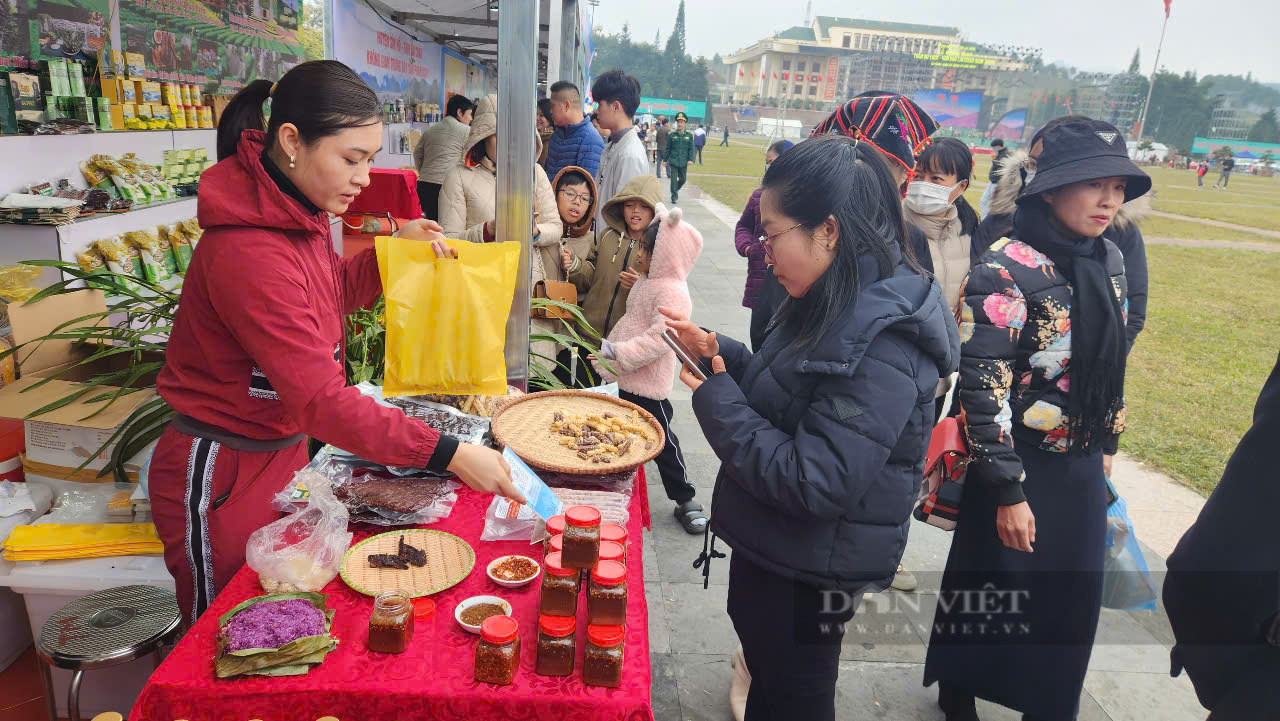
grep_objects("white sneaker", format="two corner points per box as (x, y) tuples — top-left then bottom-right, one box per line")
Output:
(891, 563), (918, 592)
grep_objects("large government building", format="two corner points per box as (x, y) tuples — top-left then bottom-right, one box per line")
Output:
(723, 16), (1032, 108)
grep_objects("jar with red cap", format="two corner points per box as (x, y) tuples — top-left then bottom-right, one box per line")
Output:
(539, 551), (578, 617)
(474, 615), (520, 685)
(598, 540), (625, 566)
(535, 614), (576, 676)
(543, 514), (567, 551)
(561, 505), (601, 569)
(588, 560), (627, 627)
(600, 522), (628, 547)
(583, 624), (625, 688)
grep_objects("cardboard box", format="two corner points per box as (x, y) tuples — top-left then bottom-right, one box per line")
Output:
(140, 81), (161, 104)
(0, 292), (160, 483)
(120, 102), (136, 121)
(108, 103), (124, 130)
(125, 52), (146, 80)
(135, 103), (151, 119)
(100, 76), (123, 104)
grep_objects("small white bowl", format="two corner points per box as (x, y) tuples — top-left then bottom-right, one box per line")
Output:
(486, 554), (542, 588)
(454, 595), (512, 634)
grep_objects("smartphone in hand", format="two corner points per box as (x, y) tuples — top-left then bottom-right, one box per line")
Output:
(663, 329), (710, 382)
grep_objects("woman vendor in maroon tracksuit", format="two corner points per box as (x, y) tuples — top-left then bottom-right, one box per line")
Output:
(151, 61), (525, 627)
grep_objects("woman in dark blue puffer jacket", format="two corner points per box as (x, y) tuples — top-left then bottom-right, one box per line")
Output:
(661, 135), (960, 721)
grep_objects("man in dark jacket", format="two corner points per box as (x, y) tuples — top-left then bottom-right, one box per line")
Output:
(655, 117), (670, 178)
(545, 81), (605, 181)
(1164, 351), (1280, 720)
(1214, 155), (1235, 188)
(988, 138), (1008, 182)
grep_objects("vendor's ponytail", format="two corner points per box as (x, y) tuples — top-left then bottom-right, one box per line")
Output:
(217, 79), (272, 161)
(216, 60), (383, 162)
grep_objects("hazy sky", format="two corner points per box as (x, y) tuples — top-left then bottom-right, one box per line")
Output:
(593, 0), (1278, 82)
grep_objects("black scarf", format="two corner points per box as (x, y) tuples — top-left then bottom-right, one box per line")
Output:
(1013, 202), (1127, 452)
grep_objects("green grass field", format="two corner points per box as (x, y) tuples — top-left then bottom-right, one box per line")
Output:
(1122, 246), (1280, 494)
(683, 135), (1280, 496)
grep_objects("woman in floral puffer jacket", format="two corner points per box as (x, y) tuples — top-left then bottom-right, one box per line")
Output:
(924, 118), (1151, 721)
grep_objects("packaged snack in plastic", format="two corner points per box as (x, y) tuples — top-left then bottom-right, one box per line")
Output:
(75, 247), (112, 290)
(153, 224), (181, 276)
(95, 236), (144, 292)
(124, 230), (170, 283)
(247, 469), (353, 593)
(167, 223), (192, 272)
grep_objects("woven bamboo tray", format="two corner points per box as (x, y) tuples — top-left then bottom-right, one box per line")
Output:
(340, 529), (474, 598)
(490, 390), (666, 475)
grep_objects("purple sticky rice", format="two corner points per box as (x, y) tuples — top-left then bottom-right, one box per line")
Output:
(223, 599), (325, 652)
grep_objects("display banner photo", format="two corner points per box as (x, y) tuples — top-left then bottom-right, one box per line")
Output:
(332, 0), (443, 162)
(991, 108), (1027, 143)
(914, 90), (982, 128)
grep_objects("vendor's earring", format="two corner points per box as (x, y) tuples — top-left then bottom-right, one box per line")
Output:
(289, 155), (296, 169)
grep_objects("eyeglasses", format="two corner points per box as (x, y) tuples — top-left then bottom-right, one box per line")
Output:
(757, 222), (805, 265)
(558, 189), (591, 206)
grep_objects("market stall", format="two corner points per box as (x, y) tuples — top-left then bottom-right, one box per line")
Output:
(128, 475), (654, 721)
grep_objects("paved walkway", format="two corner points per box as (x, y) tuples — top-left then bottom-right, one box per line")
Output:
(641, 180), (1211, 721)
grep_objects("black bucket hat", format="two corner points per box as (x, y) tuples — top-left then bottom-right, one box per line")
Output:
(1018, 118), (1151, 205)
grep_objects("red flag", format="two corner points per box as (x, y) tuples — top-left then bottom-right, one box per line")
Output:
(738, 69), (744, 77)
(772, 72), (777, 79)
(1164, 0), (1171, 17)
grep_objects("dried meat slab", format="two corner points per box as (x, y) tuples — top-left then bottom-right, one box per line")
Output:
(367, 553), (409, 570)
(398, 535), (428, 567)
(334, 475), (455, 515)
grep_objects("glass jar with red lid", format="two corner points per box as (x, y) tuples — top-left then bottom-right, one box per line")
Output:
(600, 522), (628, 547)
(587, 559), (627, 627)
(583, 623), (625, 688)
(535, 614), (576, 676)
(474, 615), (521, 685)
(543, 514), (567, 551)
(561, 505), (601, 569)
(539, 551), (579, 617)
(598, 540), (625, 566)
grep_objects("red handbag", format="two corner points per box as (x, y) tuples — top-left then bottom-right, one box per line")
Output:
(914, 413), (971, 531)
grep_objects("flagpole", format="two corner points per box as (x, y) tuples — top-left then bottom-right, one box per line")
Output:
(1135, 11), (1169, 141)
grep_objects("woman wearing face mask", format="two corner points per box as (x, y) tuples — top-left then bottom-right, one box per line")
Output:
(150, 62), (525, 628)
(903, 137), (979, 417)
(923, 118), (1150, 721)
(662, 135), (959, 720)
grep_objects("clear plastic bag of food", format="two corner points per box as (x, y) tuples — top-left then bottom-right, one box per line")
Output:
(332, 471), (460, 526)
(247, 470), (353, 593)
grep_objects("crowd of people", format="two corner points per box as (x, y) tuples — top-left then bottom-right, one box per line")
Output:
(168, 58), (1274, 721)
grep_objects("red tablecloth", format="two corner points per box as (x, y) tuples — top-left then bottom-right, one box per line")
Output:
(130, 469), (653, 721)
(345, 168), (422, 219)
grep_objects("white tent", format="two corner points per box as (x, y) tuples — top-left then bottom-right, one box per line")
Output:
(1127, 140), (1171, 162)
(758, 117), (804, 140)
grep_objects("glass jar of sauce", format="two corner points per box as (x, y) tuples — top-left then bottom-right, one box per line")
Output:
(368, 589), (414, 654)
(543, 514), (567, 551)
(474, 615), (520, 685)
(598, 540), (625, 566)
(561, 505), (601, 570)
(583, 623), (625, 688)
(535, 614), (576, 676)
(600, 522), (628, 548)
(539, 551), (579, 617)
(588, 560), (627, 627)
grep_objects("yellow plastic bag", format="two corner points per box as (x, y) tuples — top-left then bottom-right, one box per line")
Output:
(376, 236), (520, 397)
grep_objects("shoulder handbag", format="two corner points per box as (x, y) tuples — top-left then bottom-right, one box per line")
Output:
(914, 411), (971, 531)
(533, 279), (578, 320)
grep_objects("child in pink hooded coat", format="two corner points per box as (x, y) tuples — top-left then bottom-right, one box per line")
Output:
(594, 206), (706, 533)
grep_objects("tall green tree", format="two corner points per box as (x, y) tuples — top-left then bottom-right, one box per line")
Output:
(1248, 108), (1279, 144)
(1143, 70), (1215, 150)
(619, 22), (631, 46)
(298, 0), (325, 62)
(1128, 48), (1141, 75)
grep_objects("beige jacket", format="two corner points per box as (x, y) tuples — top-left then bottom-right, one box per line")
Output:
(439, 95), (563, 366)
(904, 203), (969, 401)
(412, 116), (470, 185)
